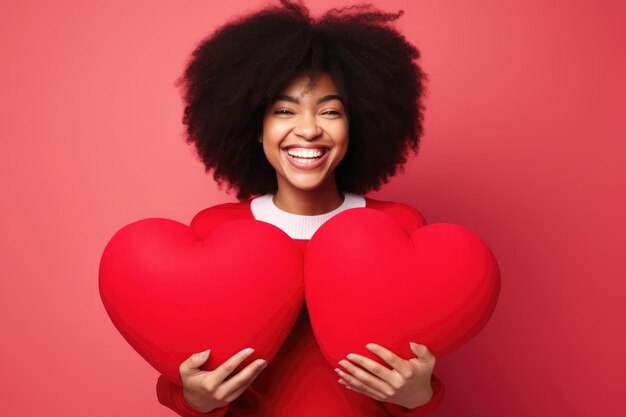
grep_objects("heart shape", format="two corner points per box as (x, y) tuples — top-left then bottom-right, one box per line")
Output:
(99, 217), (304, 384)
(304, 208), (500, 368)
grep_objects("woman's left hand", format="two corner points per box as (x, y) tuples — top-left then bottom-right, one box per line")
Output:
(335, 342), (436, 409)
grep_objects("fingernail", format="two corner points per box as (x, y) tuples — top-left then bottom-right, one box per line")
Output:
(244, 348), (255, 354)
(199, 349), (210, 358)
(411, 342), (427, 354)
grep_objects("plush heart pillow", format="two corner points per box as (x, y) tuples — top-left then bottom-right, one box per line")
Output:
(304, 208), (500, 367)
(99, 218), (304, 384)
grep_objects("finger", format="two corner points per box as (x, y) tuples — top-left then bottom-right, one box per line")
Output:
(211, 348), (256, 384)
(219, 358), (267, 396)
(366, 343), (413, 379)
(345, 352), (401, 388)
(339, 378), (386, 401)
(409, 342), (436, 364)
(224, 360), (268, 402)
(335, 368), (387, 398)
(337, 358), (395, 396)
(179, 349), (211, 377)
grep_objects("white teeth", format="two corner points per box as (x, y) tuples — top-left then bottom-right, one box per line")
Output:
(286, 148), (325, 158)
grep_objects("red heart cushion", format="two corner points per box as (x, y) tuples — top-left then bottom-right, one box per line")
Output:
(99, 218), (304, 384)
(304, 208), (500, 367)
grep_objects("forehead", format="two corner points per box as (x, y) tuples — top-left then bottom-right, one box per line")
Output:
(278, 72), (339, 97)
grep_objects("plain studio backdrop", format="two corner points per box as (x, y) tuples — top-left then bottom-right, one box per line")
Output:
(1, 1), (624, 416)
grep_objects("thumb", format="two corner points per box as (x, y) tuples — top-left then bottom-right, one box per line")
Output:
(180, 349), (211, 376)
(409, 342), (435, 365)
(410, 342), (426, 360)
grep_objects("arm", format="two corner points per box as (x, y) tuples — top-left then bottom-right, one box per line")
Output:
(156, 375), (230, 417)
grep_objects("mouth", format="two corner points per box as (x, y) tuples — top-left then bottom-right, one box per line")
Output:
(282, 147), (330, 170)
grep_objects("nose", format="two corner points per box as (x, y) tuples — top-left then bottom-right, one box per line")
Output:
(293, 113), (323, 141)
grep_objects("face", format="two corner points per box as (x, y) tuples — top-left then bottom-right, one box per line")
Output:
(259, 71), (349, 193)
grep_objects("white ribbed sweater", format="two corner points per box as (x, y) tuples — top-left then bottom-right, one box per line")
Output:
(250, 192), (366, 239)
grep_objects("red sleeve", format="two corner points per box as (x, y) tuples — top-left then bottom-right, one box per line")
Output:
(156, 374), (231, 417)
(381, 374), (445, 416)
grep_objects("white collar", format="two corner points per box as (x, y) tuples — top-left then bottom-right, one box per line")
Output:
(250, 192), (366, 239)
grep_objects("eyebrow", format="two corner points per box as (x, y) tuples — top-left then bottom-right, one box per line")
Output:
(271, 94), (344, 106)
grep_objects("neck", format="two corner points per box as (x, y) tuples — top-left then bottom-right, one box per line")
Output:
(273, 174), (344, 215)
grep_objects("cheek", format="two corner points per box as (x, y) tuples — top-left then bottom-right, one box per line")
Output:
(335, 130), (350, 155)
(337, 138), (350, 165)
(261, 143), (277, 167)
(263, 122), (290, 145)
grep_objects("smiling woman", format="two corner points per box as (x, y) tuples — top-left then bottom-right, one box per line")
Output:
(152, 0), (457, 416)
(176, 0), (426, 207)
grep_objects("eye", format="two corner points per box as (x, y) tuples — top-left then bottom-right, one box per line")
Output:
(322, 110), (341, 116)
(273, 109), (294, 115)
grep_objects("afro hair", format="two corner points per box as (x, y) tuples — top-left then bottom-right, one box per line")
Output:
(176, 0), (428, 201)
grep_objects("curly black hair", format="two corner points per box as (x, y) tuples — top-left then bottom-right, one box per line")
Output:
(176, 0), (428, 201)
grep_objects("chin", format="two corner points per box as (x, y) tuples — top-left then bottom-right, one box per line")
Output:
(288, 181), (324, 192)
(280, 171), (327, 189)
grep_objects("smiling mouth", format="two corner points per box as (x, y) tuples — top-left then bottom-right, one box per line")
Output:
(284, 147), (329, 160)
(283, 147), (330, 169)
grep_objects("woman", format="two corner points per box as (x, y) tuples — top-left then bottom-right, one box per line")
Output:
(157, 1), (445, 415)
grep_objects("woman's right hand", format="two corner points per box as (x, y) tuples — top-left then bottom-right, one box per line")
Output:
(179, 347), (268, 413)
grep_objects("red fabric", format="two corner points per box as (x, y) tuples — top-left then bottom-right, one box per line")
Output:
(156, 197), (444, 416)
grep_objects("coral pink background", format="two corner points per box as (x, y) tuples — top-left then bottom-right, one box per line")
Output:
(1, 0), (624, 416)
